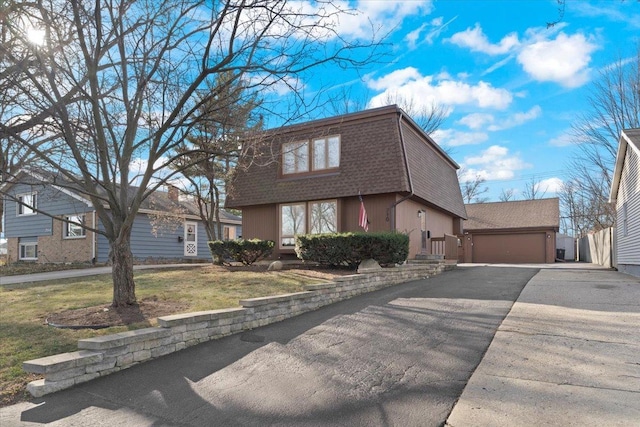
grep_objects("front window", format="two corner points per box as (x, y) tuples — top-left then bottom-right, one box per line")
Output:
(64, 215), (86, 238)
(19, 242), (38, 260)
(282, 141), (309, 174)
(17, 192), (37, 215)
(281, 203), (306, 246)
(280, 200), (338, 247)
(309, 201), (337, 234)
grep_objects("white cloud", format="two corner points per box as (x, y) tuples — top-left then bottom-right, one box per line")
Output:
(330, 0), (434, 39)
(517, 32), (597, 88)
(459, 145), (531, 181)
(447, 23), (520, 55)
(367, 67), (513, 110)
(458, 113), (494, 130)
(487, 105), (542, 131)
(404, 16), (457, 49)
(537, 177), (563, 194)
(431, 129), (488, 147)
(446, 23), (599, 88)
(405, 23), (428, 50)
(548, 133), (574, 147)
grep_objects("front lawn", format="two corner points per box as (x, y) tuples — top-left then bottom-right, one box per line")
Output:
(0, 265), (335, 407)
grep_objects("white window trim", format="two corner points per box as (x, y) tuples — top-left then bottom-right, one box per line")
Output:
(64, 214), (87, 239)
(19, 242), (38, 260)
(16, 192), (37, 216)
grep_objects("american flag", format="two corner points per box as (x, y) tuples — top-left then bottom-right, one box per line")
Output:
(359, 193), (369, 232)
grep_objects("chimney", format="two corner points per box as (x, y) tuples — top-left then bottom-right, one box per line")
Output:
(167, 185), (179, 202)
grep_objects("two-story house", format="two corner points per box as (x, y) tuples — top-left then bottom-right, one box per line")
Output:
(1, 169), (241, 264)
(225, 105), (467, 260)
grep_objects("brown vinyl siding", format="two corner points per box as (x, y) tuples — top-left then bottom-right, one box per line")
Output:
(395, 199), (455, 257)
(239, 205), (278, 242)
(342, 194), (396, 233)
(401, 122), (467, 219)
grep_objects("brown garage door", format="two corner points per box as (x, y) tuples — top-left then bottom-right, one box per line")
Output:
(473, 233), (546, 263)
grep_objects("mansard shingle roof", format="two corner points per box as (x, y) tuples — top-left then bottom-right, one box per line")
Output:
(226, 105), (467, 219)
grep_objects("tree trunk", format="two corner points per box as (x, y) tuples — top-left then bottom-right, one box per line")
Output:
(110, 233), (136, 307)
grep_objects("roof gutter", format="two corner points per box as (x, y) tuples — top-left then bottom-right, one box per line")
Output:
(388, 110), (414, 231)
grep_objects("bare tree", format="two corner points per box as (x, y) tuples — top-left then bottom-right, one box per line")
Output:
(0, 0), (383, 306)
(567, 45), (639, 230)
(459, 172), (489, 204)
(382, 92), (449, 136)
(177, 71), (263, 244)
(522, 177), (548, 200)
(499, 188), (515, 202)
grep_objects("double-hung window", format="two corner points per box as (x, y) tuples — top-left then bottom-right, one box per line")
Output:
(282, 136), (340, 176)
(64, 215), (86, 238)
(280, 200), (337, 247)
(16, 192), (37, 215)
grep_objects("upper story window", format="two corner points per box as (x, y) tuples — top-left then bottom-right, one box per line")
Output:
(282, 141), (309, 174)
(16, 192), (37, 216)
(282, 135), (340, 176)
(312, 136), (340, 171)
(64, 215), (86, 239)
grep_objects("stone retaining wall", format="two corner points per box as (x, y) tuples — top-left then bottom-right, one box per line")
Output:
(23, 261), (448, 397)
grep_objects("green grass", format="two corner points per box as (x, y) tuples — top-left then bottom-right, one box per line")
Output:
(0, 265), (329, 407)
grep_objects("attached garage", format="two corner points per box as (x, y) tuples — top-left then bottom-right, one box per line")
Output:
(463, 199), (560, 264)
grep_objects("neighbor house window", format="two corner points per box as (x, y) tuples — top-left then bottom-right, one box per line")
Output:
(282, 135), (340, 175)
(19, 241), (38, 260)
(16, 192), (37, 215)
(282, 141), (309, 174)
(312, 136), (340, 171)
(64, 215), (86, 238)
(622, 203), (628, 237)
(280, 200), (337, 247)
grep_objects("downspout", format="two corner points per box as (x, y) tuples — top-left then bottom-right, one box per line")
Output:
(92, 210), (96, 263)
(388, 111), (414, 231)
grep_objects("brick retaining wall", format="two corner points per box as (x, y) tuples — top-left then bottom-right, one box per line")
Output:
(23, 261), (448, 397)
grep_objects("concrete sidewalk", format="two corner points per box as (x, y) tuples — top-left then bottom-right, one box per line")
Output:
(0, 264), (207, 285)
(446, 268), (640, 426)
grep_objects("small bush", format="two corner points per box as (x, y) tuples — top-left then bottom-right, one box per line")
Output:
(208, 239), (275, 266)
(295, 232), (409, 269)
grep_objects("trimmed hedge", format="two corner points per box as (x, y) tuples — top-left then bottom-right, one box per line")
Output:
(208, 239), (275, 266)
(295, 232), (409, 269)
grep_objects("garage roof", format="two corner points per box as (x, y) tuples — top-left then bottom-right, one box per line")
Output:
(464, 198), (560, 231)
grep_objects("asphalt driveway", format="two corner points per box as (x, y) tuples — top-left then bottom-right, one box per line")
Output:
(2, 266), (537, 426)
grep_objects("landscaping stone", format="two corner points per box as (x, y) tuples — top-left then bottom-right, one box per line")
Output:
(22, 260), (450, 397)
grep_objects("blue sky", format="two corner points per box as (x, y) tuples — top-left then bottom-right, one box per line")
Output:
(268, 0), (640, 201)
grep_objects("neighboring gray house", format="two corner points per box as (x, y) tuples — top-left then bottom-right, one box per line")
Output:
(0, 169), (241, 264)
(609, 128), (640, 278)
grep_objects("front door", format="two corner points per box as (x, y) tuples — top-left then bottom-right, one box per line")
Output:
(184, 222), (197, 257)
